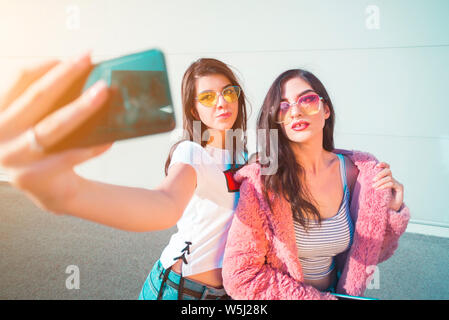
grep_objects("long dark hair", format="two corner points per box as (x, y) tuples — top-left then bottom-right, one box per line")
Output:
(257, 69), (335, 229)
(165, 58), (248, 175)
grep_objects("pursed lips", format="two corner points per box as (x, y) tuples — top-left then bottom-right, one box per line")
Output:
(291, 120), (310, 131)
(216, 111), (232, 119)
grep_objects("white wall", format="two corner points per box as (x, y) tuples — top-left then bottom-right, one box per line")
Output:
(0, 0), (448, 236)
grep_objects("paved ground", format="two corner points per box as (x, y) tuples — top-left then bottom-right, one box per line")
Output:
(1, 181), (448, 300)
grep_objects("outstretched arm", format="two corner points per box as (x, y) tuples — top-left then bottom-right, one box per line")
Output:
(0, 51), (196, 232)
(65, 162), (196, 232)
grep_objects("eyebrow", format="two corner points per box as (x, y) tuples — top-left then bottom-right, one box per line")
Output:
(280, 89), (316, 101)
(199, 84), (234, 93)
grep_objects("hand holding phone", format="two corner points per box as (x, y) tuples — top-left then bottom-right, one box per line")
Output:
(46, 48), (175, 153)
(0, 49), (176, 215)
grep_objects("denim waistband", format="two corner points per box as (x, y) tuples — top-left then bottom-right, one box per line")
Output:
(156, 260), (228, 299)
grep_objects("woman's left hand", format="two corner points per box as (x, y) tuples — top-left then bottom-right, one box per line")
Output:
(372, 162), (404, 211)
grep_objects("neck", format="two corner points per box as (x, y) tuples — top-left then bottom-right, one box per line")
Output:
(205, 129), (226, 149)
(290, 137), (332, 176)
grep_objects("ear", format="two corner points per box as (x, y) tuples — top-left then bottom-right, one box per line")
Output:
(324, 103), (331, 120)
(190, 107), (199, 120)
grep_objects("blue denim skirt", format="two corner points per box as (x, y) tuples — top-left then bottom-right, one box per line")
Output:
(138, 260), (229, 300)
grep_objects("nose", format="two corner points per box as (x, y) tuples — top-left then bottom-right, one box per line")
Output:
(216, 93), (226, 109)
(289, 102), (302, 118)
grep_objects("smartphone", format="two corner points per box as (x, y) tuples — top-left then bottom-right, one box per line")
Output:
(46, 48), (175, 153)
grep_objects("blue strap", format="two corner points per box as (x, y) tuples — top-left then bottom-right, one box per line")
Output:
(336, 154), (354, 242)
(336, 154), (348, 196)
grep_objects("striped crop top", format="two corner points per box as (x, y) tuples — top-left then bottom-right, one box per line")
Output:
(293, 153), (354, 281)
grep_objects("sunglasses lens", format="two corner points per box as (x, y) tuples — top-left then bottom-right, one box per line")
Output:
(277, 102), (291, 123)
(299, 94), (321, 115)
(276, 94), (321, 124)
(197, 91), (217, 107)
(223, 86), (240, 103)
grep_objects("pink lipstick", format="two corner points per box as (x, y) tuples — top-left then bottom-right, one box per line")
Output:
(291, 120), (310, 131)
(217, 112), (232, 119)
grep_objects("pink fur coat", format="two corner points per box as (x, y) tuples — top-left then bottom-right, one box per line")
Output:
(222, 149), (410, 300)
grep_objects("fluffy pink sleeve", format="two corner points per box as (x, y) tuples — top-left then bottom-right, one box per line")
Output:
(378, 203), (411, 263)
(222, 179), (336, 300)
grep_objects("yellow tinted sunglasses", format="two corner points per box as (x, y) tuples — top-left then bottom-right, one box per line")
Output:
(196, 85), (241, 107)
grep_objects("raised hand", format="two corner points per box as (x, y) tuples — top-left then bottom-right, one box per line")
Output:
(0, 51), (112, 213)
(372, 162), (404, 211)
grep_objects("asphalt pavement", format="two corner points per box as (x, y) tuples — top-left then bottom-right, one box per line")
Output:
(1, 182), (448, 300)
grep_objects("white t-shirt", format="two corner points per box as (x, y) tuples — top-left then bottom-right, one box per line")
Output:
(159, 140), (245, 276)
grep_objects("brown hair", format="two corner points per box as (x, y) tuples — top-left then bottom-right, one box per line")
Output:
(257, 69), (335, 230)
(164, 58), (248, 175)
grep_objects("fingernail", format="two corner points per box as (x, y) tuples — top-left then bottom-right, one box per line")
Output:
(88, 80), (107, 100)
(74, 50), (92, 67)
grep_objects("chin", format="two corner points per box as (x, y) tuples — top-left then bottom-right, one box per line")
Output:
(217, 119), (237, 131)
(206, 122), (233, 133)
(220, 124), (235, 131)
(284, 129), (315, 144)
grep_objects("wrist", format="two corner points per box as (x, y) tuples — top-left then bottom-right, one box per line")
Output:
(390, 202), (405, 213)
(61, 174), (89, 216)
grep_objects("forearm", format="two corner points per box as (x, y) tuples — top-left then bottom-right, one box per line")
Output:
(64, 177), (179, 232)
(378, 203), (410, 262)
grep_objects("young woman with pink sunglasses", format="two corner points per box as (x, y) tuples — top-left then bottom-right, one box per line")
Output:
(222, 69), (410, 300)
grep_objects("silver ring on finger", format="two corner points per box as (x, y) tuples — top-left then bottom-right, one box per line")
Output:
(26, 126), (45, 153)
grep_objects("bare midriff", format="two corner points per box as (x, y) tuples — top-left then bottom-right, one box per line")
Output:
(171, 259), (223, 288)
(303, 267), (337, 292)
